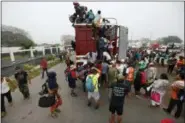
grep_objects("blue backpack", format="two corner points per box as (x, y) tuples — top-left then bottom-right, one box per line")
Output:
(86, 75), (95, 92)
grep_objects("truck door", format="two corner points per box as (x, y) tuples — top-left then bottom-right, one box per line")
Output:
(118, 26), (128, 60)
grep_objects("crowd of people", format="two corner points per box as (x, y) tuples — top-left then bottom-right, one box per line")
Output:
(64, 47), (185, 123)
(1, 47), (184, 122)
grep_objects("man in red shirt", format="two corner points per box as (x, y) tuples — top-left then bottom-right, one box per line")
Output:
(40, 57), (48, 79)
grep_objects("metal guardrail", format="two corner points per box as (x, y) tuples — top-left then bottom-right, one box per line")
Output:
(1, 56), (44, 77)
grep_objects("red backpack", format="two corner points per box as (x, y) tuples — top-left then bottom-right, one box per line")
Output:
(140, 71), (146, 85)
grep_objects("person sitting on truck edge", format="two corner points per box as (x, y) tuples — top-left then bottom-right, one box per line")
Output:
(86, 9), (95, 23)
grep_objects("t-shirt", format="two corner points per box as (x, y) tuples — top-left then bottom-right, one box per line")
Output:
(102, 62), (109, 74)
(103, 52), (111, 61)
(117, 64), (127, 76)
(0, 78), (10, 94)
(110, 81), (130, 106)
(93, 14), (101, 25)
(14, 71), (28, 85)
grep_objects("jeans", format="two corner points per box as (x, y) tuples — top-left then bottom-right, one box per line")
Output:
(1, 90), (12, 112)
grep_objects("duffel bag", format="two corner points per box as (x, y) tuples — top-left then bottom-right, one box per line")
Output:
(38, 95), (56, 108)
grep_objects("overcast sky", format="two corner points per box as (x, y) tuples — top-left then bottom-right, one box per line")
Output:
(2, 2), (184, 44)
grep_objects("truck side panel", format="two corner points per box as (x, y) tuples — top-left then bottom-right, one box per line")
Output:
(75, 26), (96, 55)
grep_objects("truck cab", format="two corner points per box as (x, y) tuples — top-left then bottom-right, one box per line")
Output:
(73, 18), (128, 67)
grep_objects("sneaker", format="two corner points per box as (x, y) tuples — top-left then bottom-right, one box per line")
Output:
(163, 108), (170, 114)
(1, 112), (7, 118)
(50, 112), (58, 118)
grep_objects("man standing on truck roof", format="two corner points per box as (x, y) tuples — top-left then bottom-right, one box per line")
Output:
(94, 10), (102, 27)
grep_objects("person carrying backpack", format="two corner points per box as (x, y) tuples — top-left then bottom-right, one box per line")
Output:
(163, 72), (184, 119)
(86, 67), (101, 109)
(86, 9), (95, 23)
(46, 71), (62, 118)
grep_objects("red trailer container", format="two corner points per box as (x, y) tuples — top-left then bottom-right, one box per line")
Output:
(73, 18), (128, 66)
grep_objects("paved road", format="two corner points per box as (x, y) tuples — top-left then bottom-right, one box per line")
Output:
(2, 63), (184, 123)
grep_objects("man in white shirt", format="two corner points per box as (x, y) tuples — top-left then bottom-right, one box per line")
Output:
(116, 59), (128, 76)
(93, 10), (102, 25)
(103, 51), (111, 62)
(86, 52), (97, 64)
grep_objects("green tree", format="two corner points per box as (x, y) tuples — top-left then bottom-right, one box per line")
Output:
(2, 25), (35, 49)
(159, 36), (183, 45)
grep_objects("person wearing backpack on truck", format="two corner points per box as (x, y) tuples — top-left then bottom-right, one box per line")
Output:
(86, 67), (101, 109)
(86, 9), (95, 23)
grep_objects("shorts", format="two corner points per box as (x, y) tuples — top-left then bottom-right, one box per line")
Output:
(88, 92), (100, 102)
(109, 104), (123, 115)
